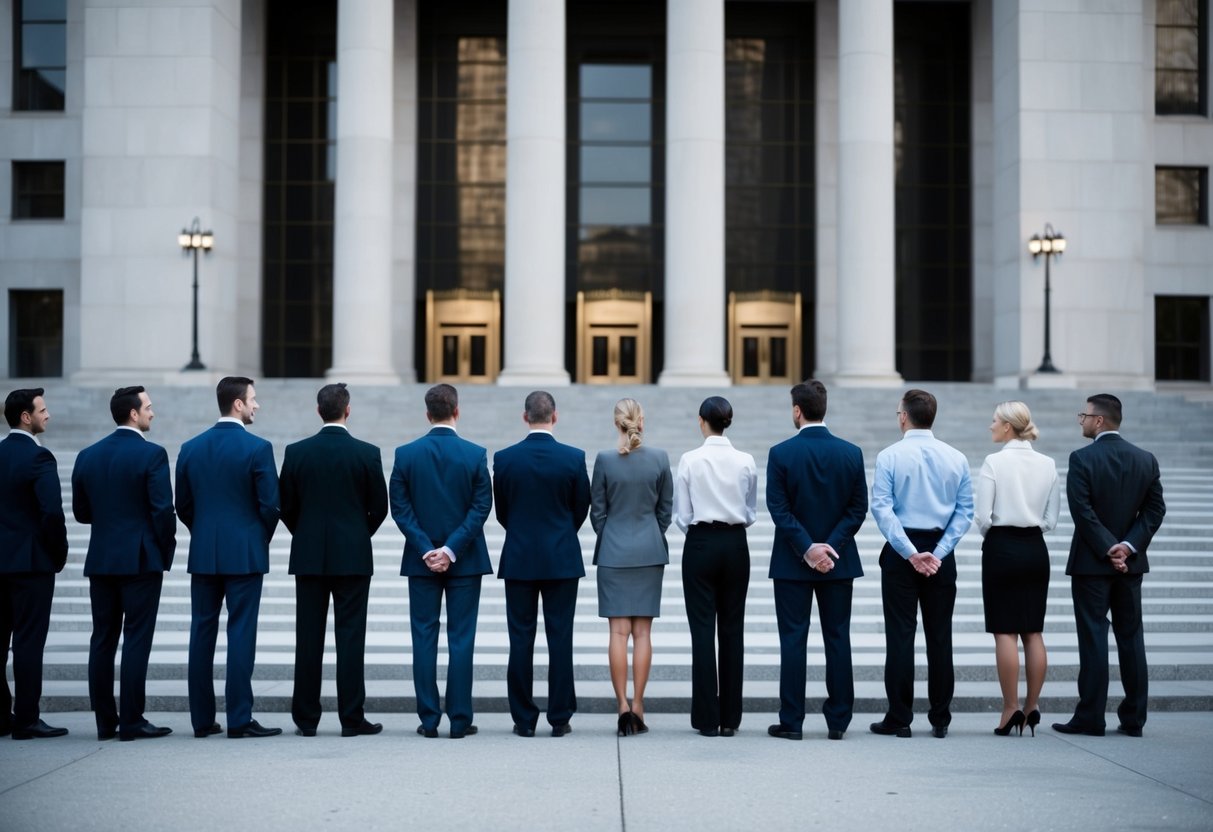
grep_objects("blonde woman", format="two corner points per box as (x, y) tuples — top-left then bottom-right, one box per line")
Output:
(590, 399), (672, 736)
(975, 401), (1060, 737)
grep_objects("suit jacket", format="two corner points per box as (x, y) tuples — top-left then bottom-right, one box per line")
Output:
(175, 421), (281, 575)
(766, 427), (868, 582)
(493, 432), (591, 581)
(72, 429), (176, 576)
(389, 426), (492, 578)
(590, 446), (673, 568)
(280, 425), (388, 576)
(1066, 433), (1166, 576)
(0, 432), (68, 574)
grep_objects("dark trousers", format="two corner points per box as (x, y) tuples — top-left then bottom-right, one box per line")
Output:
(409, 573), (482, 733)
(292, 574), (372, 731)
(681, 523), (750, 732)
(504, 578), (579, 730)
(880, 530), (956, 728)
(88, 572), (164, 734)
(0, 572), (55, 728)
(188, 573), (264, 731)
(773, 578), (855, 732)
(1071, 573), (1148, 729)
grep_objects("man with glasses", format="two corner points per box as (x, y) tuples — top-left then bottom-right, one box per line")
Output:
(1054, 394), (1165, 738)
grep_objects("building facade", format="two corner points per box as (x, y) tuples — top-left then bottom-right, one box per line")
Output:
(2, 0), (1210, 388)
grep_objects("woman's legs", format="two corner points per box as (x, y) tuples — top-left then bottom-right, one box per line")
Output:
(608, 617), (633, 714)
(993, 632), (1022, 724)
(630, 616), (653, 719)
(1022, 631), (1047, 714)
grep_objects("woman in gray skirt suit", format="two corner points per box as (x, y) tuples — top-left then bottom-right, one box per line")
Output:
(591, 398), (673, 736)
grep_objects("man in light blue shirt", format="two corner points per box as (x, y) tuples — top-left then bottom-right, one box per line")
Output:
(869, 389), (973, 739)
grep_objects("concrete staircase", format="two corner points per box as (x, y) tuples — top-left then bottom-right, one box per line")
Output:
(22, 380), (1213, 716)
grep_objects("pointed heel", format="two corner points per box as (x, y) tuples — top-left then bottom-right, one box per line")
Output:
(1025, 709), (1041, 737)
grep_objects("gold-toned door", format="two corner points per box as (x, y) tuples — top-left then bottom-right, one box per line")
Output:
(426, 290), (501, 383)
(728, 291), (802, 384)
(576, 290), (651, 384)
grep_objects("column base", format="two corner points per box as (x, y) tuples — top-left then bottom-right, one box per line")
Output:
(656, 370), (731, 387)
(830, 371), (904, 389)
(325, 366), (403, 386)
(497, 367), (571, 387)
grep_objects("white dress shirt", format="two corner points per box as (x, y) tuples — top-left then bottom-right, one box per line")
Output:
(673, 435), (758, 532)
(8, 428), (40, 446)
(974, 439), (1060, 536)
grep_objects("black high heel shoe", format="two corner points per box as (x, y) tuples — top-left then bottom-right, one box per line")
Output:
(617, 711), (633, 737)
(994, 710), (1026, 736)
(1025, 709), (1041, 737)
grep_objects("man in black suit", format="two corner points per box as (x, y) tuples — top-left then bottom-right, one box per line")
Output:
(72, 386), (176, 741)
(0, 388), (69, 740)
(492, 391), (591, 737)
(765, 380), (868, 741)
(1054, 394), (1165, 738)
(280, 383), (388, 738)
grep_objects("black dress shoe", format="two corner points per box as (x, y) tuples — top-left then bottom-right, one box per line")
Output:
(120, 724), (172, 742)
(512, 725), (535, 738)
(869, 720), (912, 738)
(416, 725), (439, 738)
(1116, 724), (1143, 738)
(97, 726), (118, 741)
(551, 723), (572, 737)
(12, 719), (69, 740)
(194, 722), (222, 738)
(828, 730), (845, 741)
(342, 720), (383, 737)
(767, 723), (803, 741)
(227, 720), (282, 739)
(1052, 721), (1105, 737)
(719, 727), (736, 737)
(697, 728), (719, 737)
(295, 727), (317, 737)
(931, 726), (948, 739)
(449, 724), (478, 739)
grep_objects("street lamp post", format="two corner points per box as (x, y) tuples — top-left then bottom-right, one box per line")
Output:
(178, 218), (214, 371)
(1028, 223), (1066, 374)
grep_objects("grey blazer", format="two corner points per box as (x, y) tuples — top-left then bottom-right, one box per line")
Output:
(590, 446), (673, 568)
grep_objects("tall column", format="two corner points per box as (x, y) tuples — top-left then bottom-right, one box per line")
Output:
(498, 0), (569, 386)
(328, 0), (400, 384)
(392, 0), (419, 382)
(835, 0), (902, 386)
(659, 0), (729, 386)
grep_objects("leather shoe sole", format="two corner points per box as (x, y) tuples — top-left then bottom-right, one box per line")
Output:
(719, 727), (736, 737)
(120, 724), (172, 742)
(295, 727), (317, 737)
(551, 723), (572, 737)
(512, 725), (536, 738)
(870, 721), (912, 738)
(1052, 721), (1105, 737)
(342, 721), (383, 738)
(931, 726), (948, 739)
(227, 721), (282, 739)
(828, 730), (845, 741)
(449, 725), (478, 739)
(767, 724), (803, 741)
(697, 728), (720, 737)
(194, 722), (222, 738)
(1116, 724), (1143, 738)
(416, 726), (439, 738)
(12, 720), (69, 740)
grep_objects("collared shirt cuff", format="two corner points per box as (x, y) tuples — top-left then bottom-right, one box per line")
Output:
(442, 545), (456, 563)
(1121, 541), (1137, 554)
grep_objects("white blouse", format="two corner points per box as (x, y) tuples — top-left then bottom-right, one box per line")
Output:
(974, 439), (1060, 536)
(672, 435), (758, 532)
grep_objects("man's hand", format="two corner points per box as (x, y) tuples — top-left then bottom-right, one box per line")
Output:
(804, 543), (839, 574)
(1107, 543), (1131, 574)
(908, 552), (941, 576)
(423, 548), (452, 573)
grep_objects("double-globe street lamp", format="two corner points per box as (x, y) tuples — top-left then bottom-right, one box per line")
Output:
(178, 218), (214, 371)
(1028, 223), (1066, 374)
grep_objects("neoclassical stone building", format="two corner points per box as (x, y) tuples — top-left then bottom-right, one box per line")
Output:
(1, 0), (1210, 388)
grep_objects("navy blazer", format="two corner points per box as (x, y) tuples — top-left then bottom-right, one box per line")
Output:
(1066, 433), (1166, 576)
(280, 425), (388, 576)
(72, 429), (176, 575)
(766, 427), (868, 582)
(390, 427), (492, 578)
(493, 432), (591, 581)
(175, 421), (280, 575)
(0, 432), (68, 574)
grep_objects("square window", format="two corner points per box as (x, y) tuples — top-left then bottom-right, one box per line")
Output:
(12, 161), (65, 219)
(1156, 167), (1209, 224)
(13, 0), (67, 111)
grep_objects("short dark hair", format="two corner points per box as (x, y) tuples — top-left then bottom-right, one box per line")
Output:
(216, 376), (255, 416)
(698, 396), (733, 434)
(5, 387), (44, 428)
(791, 379), (827, 422)
(110, 386), (146, 425)
(425, 383), (458, 421)
(1087, 393), (1123, 428)
(317, 383), (350, 422)
(901, 388), (937, 429)
(524, 390), (556, 424)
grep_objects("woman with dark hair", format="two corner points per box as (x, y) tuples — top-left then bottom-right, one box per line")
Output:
(672, 396), (758, 737)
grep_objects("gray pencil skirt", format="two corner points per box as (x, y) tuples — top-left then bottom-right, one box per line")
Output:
(597, 564), (665, 618)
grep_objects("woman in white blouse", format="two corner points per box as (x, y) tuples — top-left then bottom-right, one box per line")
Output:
(673, 397), (758, 737)
(975, 401), (1060, 737)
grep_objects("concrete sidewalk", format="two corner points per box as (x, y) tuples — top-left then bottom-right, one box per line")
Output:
(1, 711), (1211, 832)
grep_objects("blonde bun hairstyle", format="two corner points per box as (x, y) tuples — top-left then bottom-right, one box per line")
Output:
(995, 400), (1039, 441)
(613, 398), (644, 455)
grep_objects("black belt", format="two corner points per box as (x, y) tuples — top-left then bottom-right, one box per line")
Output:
(694, 521), (744, 529)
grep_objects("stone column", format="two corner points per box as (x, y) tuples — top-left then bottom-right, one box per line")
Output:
(327, 0), (399, 383)
(659, 0), (729, 386)
(392, 0), (419, 382)
(835, 0), (902, 386)
(498, 0), (569, 386)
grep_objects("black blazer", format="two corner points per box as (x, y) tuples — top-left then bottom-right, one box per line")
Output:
(0, 432), (68, 574)
(280, 425), (389, 576)
(1065, 433), (1166, 576)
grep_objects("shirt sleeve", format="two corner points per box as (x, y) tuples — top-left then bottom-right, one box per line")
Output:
(870, 451), (914, 559)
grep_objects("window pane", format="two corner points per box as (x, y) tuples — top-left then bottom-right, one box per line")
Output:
(22, 24), (67, 68)
(23, 0), (66, 22)
(581, 65), (651, 99)
(580, 187), (651, 225)
(1156, 167), (1205, 224)
(580, 103), (651, 141)
(619, 336), (637, 377)
(591, 336), (609, 376)
(580, 146), (651, 183)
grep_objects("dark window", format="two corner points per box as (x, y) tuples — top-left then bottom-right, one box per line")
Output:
(1156, 166), (1208, 224)
(1156, 0), (1208, 115)
(1156, 295), (1210, 380)
(12, 160), (65, 219)
(13, 0), (66, 110)
(9, 290), (63, 377)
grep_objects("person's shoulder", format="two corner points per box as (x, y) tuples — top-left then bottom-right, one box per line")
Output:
(645, 445), (670, 466)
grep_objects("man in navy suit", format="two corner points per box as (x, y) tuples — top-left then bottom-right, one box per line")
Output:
(765, 380), (868, 741)
(281, 383), (388, 738)
(1054, 394), (1166, 738)
(390, 384), (492, 739)
(176, 377), (281, 739)
(492, 391), (591, 737)
(72, 386), (176, 741)
(0, 388), (69, 740)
